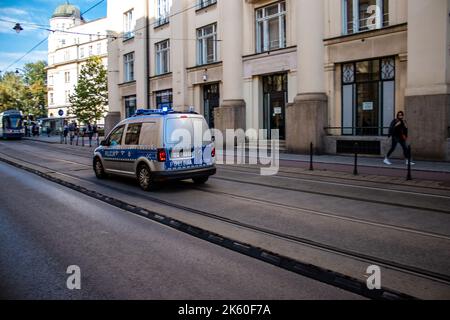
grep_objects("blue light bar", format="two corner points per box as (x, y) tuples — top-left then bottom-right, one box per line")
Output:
(134, 108), (173, 116)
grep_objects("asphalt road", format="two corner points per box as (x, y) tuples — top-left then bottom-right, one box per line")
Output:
(0, 161), (362, 300)
(1, 139), (449, 299)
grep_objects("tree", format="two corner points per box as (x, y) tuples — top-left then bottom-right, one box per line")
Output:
(69, 56), (108, 124)
(0, 72), (26, 113)
(21, 61), (48, 118)
(0, 61), (47, 118)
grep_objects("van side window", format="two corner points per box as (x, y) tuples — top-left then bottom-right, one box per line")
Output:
(125, 123), (142, 145)
(108, 125), (125, 146)
(140, 122), (159, 146)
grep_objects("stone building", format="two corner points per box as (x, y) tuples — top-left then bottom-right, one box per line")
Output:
(106, 0), (450, 160)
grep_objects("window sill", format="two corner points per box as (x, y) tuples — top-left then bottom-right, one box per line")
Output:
(150, 72), (172, 79)
(118, 80), (137, 87)
(123, 36), (135, 43)
(154, 20), (169, 29)
(324, 23), (407, 45)
(187, 61), (222, 71)
(196, 2), (217, 13)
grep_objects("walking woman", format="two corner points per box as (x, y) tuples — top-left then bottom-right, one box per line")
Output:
(384, 111), (415, 166)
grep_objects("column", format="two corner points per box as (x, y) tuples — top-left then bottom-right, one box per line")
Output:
(105, 32), (121, 135)
(214, 0), (246, 135)
(286, 0), (328, 153)
(405, 0), (450, 160)
(171, 0), (188, 110)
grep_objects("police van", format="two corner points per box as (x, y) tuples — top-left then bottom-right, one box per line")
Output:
(93, 108), (216, 191)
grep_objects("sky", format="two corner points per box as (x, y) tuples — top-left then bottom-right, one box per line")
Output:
(0, 0), (107, 73)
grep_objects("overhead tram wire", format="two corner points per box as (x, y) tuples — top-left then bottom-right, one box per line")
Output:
(1, 0), (108, 73)
(2, 0), (222, 43)
(2, 36), (49, 72)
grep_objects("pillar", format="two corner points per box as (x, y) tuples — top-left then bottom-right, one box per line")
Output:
(214, 0), (246, 135)
(286, 0), (328, 153)
(405, 0), (450, 160)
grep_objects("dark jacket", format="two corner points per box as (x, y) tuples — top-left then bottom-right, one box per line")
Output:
(389, 119), (408, 141)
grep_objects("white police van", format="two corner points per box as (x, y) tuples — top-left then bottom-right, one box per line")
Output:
(93, 108), (216, 191)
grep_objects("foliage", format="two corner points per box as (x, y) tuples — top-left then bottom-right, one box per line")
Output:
(69, 56), (108, 124)
(0, 60), (48, 118)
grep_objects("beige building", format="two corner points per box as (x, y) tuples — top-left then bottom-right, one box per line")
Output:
(106, 0), (450, 160)
(46, 2), (108, 122)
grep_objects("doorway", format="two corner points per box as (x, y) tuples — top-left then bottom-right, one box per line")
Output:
(263, 73), (287, 140)
(203, 83), (220, 128)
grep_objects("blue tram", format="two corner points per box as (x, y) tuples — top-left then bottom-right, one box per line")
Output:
(0, 110), (25, 139)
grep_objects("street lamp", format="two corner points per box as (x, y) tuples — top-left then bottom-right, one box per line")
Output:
(13, 23), (23, 34)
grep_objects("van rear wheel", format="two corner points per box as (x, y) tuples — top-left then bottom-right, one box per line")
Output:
(137, 164), (158, 191)
(192, 176), (209, 185)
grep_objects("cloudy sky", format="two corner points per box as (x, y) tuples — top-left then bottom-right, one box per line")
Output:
(0, 0), (107, 73)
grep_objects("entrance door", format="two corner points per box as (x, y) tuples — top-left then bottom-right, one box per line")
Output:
(263, 74), (287, 140)
(203, 83), (220, 128)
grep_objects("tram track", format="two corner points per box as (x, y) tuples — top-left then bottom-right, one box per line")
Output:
(1, 149), (450, 295)
(2, 145), (450, 239)
(7, 140), (450, 215)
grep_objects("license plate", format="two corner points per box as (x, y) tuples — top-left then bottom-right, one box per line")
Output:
(171, 150), (192, 159)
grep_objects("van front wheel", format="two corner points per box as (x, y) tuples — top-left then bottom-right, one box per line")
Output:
(137, 164), (157, 191)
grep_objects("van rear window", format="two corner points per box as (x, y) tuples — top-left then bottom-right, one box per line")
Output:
(165, 118), (211, 145)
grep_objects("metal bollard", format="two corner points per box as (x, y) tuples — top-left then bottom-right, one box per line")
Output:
(353, 142), (359, 176)
(309, 142), (314, 171)
(407, 145), (412, 181)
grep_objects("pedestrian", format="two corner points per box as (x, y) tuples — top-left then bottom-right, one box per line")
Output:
(384, 111), (415, 166)
(63, 123), (69, 144)
(74, 122), (80, 146)
(93, 123), (99, 146)
(87, 122), (94, 147)
(69, 122), (75, 145)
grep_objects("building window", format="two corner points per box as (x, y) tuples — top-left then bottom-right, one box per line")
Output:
(80, 47), (85, 58)
(343, 0), (389, 34)
(49, 93), (54, 105)
(124, 96), (137, 118)
(64, 71), (70, 83)
(197, 23), (217, 65)
(123, 9), (135, 39)
(256, 2), (286, 53)
(48, 75), (54, 86)
(341, 57), (395, 136)
(65, 90), (71, 104)
(64, 50), (70, 61)
(155, 40), (170, 75)
(197, 0), (216, 10)
(124, 52), (135, 82)
(156, 0), (172, 27)
(89, 46), (93, 56)
(155, 89), (173, 109)
(97, 43), (102, 55)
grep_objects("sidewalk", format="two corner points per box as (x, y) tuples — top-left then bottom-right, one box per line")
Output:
(23, 135), (450, 173)
(23, 135), (103, 146)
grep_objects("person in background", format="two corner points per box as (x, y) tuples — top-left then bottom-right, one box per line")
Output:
(384, 111), (415, 166)
(63, 123), (69, 144)
(87, 122), (94, 147)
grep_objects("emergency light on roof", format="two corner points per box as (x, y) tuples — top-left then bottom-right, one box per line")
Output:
(134, 108), (174, 116)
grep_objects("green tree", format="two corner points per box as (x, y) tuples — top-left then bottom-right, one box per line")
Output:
(0, 72), (26, 113)
(69, 56), (108, 124)
(21, 61), (48, 118)
(0, 61), (47, 118)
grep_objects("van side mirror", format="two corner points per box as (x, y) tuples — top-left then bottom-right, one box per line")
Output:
(100, 140), (108, 146)
(211, 136), (216, 142)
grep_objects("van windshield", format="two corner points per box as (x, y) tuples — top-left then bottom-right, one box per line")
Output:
(165, 117), (212, 146)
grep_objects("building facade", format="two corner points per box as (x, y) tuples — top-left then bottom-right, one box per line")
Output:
(46, 2), (109, 123)
(106, 0), (450, 160)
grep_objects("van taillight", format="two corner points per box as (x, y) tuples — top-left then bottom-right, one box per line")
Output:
(157, 149), (167, 162)
(211, 147), (216, 158)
